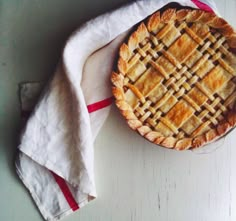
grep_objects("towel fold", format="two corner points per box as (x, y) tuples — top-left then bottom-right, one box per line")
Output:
(15, 0), (218, 220)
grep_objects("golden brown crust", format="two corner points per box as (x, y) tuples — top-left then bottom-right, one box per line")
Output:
(192, 135), (206, 148)
(161, 8), (176, 23)
(216, 121), (231, 136)
(175, 138), (192, 150)
(187, 9), (204, 21)
(145, 131), (163, 142)
(228, 35), (236, 48)
(137, 126), (151, 136)
(161, 137), (176, 148)
(111, 72), (124, 88)
(112, 87), (124, 100)
(176, 9), (191, 21)
(205, 129), (218, 142)
(115, 100), (131, 111)
(121, 110), (137, 120)
(209, 17), (228, 29)
(147, 11), (160, 33)
(119, 43), (131, 61)
(228, 112), (236, 126)
(118, 58), (128, 74)
(111, 8), (236, 150)
(136, 23), (149, 42)
(127, 119), (142, 130)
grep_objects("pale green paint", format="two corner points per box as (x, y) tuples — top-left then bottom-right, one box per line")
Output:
(0, 1), (130, 220)
(1, 1), (236, 221)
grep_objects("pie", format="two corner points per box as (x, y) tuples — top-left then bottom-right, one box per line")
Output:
(111, 8), (236, 150)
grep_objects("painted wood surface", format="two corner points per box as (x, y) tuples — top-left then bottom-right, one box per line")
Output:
(0, 0), (235, 221)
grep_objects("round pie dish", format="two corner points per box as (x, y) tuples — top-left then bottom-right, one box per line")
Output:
(111, 8), (236, 150)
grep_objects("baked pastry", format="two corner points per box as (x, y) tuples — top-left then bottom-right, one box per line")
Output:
(111, 8), (236, 150)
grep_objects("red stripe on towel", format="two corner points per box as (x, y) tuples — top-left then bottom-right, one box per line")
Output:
(191, 0), (214, 12)
(49, 97), (113, 210)
(51, 171), (79, 211)
(87, 97), (113, 113)
(21, 97), (113, 211)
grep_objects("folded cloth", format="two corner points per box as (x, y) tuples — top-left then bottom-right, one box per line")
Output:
(15, 0), (219, 220)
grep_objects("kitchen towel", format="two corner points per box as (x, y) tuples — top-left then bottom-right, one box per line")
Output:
(16, 0), (219, 220)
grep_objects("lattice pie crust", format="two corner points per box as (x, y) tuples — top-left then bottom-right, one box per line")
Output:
(111, 8), (236, 150)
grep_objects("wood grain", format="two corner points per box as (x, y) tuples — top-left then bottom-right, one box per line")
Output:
(81, 1), (236, 221)
(0, 1), (235, 221)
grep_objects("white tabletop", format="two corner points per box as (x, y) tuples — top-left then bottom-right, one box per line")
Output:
(0, 0), (236, 221)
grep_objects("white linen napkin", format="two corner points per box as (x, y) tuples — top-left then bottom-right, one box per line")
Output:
(15, 0), (218, 220)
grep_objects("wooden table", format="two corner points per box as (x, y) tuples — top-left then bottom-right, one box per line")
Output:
(0, 0), (235, 220)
